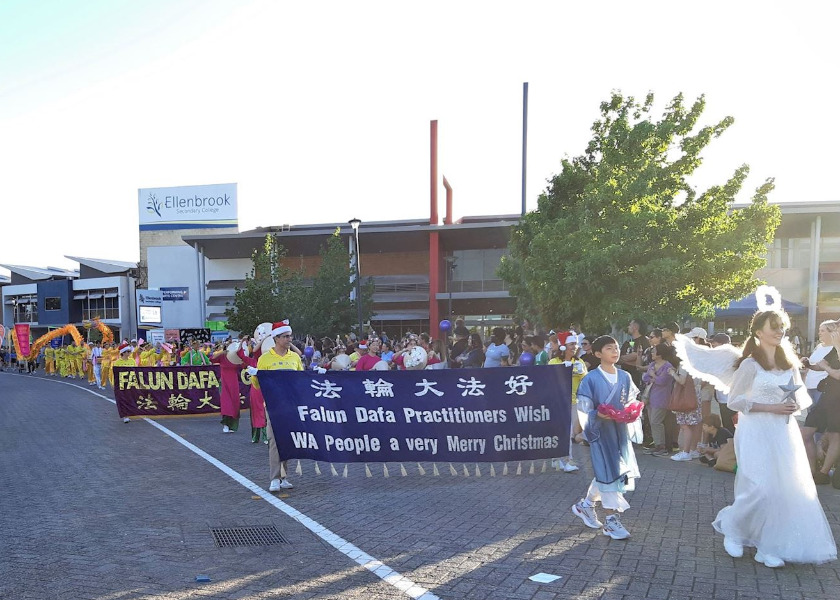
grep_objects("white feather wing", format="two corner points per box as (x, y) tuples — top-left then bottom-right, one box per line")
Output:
(672, 334), (741, 393)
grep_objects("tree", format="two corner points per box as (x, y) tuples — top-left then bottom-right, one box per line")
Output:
(224, 235), (304, 336)
(293, 228), (375, 339)
(225, 231), (375, 339)
(499, 92), (781, 332)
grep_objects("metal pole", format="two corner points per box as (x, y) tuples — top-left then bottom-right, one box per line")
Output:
(522, 81), (528, 216)
(354, 228), (364, 338)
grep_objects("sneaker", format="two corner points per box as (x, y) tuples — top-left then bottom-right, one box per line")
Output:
(563, 461), (580, 473)
(688, 450), (701, 459)
(755, 551), (784, 568)
(279, 478), (294, 489)
(671, 451), (692, 462)
(222, 425), (230, 433)
(724, 537), (743, 558)
(122, 417), (130, 423)
(602, 515), (630, 540)
(572, 501), (602, 529)
(652, 447), (671, 457)
(268, 479), (281, 492)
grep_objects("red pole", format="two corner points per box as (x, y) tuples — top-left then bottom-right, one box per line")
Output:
(430, 120), (438, 226)
(443, 176), (453, 225)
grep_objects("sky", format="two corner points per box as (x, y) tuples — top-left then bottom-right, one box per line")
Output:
(1, 0), (838, 275)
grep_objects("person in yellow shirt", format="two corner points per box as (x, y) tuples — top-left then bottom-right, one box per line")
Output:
(250, 321), (303, 492)
(139, 342), (160, 367)
(549, 335), (588, 473)
(72, 344), (84, 378)
(44, 346), (56, 376)
(85, 343), (98, 385)
(113, 343), (137, 422)
(159, 342), (173, 367)
(101, 343), (118, 387)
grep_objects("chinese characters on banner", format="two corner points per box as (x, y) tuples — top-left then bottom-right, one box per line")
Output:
(113, 365), (251, 419)
(259, 366), (572, 464)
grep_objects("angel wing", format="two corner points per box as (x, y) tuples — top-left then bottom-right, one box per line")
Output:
(672, 334), (741, 393)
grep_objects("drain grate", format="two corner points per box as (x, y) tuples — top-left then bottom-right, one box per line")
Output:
(210, 526), (288, 548)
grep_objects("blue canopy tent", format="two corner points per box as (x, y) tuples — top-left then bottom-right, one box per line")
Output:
(714, 295), (807, 318)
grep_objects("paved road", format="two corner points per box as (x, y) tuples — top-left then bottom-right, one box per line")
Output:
(2, 371), (839, 599)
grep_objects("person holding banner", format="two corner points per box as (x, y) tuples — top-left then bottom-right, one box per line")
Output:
(572, 335), (642, 541)
(181, 340), (211, 366)
(211, 343), (243, 433)
(113, 343), (138, 422)
(249, 321), (303, 491)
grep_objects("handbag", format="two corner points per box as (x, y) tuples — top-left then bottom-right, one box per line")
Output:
(668, 374), (698, 412)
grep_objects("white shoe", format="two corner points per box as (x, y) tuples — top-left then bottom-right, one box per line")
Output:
(602, 514), (630, 540)
(671, 451), (692, 461)
(279, 478), (294, 489)
(268, 479), (281, 492)
(222, 425), (230, 433)
(563, 461), (580, 473)
(724, 538), (743, 558)
(755, 551), (784, 568)
(688, 450), (701, 459)
(122, 417), (130, 423)
(263, 439), (269, 445)
(572, 501), (602, 529)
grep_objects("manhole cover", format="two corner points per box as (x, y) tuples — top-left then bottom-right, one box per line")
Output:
(210, 526), (288, 548)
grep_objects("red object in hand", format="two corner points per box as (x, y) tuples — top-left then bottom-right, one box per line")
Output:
(597, 401), (644, 423)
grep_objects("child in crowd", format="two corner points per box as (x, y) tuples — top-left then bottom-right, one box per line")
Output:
(698, 414), (733, 468)
(571, 335), (641, 540)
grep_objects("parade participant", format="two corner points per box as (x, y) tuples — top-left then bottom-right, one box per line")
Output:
(90, 341), (104, 389)
(159, 342), (174, 367)
(103, 343), (119, 387)
(181, 339), (211, 365)
(85, 343), (97, 385)
(57, 346), (70, 377)
(550, 333), (587, 471)
(237, 328), (271, 444)
(571, 335), (641, 540)
(249, 321), (303, 491)
(210, 341), (243, 433)
(44, 344), (56, 376)
(674, 287), (837, 567)
(113, 343), (137, 422)
(139, 341), (159, 367)
(71, 343), (84, 378)
(354, 340), (381, 371)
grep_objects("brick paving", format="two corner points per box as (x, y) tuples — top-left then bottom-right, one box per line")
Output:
(1, 371), (839, 599)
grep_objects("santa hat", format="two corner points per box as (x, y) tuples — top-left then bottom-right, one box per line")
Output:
(358, 340), (368, 349)
(118, 342), (132, 354)
(271, 319), (292, 337)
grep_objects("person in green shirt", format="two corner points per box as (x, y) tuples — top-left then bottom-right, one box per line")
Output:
(180, 339), (211, 365)
(531, 334), (548, 365)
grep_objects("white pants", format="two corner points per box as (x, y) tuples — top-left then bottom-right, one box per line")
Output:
(93, 363), (102, 387)
(585, 478), (630, 513)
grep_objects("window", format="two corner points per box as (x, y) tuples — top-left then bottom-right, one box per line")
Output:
(45, 297), (61, 311)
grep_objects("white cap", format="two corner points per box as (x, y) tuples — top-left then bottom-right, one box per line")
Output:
(685, 327), (708, 339)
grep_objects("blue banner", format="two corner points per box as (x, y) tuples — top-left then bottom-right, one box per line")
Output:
(259, 366), (571, 463)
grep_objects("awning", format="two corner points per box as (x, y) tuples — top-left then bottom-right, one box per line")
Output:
(714, 295), (807, 317)
(104, 292), (118, 298)
(73, 293), (88, 300)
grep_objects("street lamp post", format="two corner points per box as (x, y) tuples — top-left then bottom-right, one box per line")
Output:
(444, 256), (457, 319)
(349, 218), (364, 338)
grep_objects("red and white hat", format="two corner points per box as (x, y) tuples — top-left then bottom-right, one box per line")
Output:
(271, 319), (291, 337)
(358, 340), (368, 349)
(118, 342), (132, 354)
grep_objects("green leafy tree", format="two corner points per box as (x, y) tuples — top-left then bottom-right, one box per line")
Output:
(224, 235), (304, 336)
(294, 229), (375, 338)
(225, 231), (375, 338)
(499, 92), (781, 332)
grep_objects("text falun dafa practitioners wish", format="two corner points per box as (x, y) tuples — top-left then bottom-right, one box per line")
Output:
(259, 366), (572, 464)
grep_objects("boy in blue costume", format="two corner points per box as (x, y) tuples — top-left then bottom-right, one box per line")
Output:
(571, 335), (642, 540)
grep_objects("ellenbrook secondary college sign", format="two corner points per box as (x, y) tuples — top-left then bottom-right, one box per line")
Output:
(139, 183), (238, 231)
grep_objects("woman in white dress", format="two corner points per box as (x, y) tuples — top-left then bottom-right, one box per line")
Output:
(678, 305), (836, 567)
